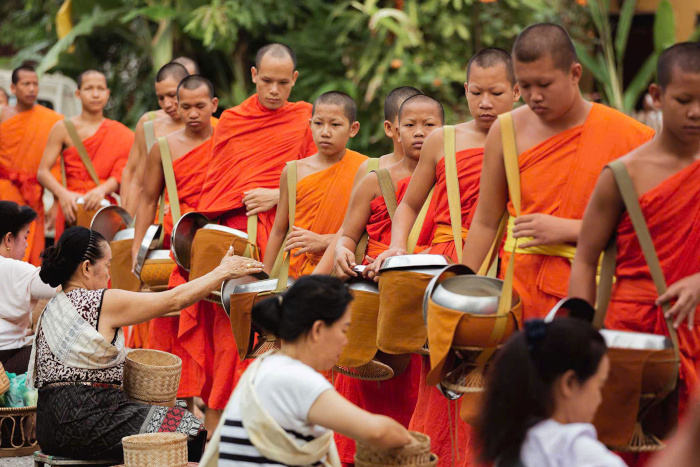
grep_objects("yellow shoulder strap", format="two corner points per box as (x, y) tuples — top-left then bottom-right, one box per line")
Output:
(272, 161), (297, 292)
(144, 120), (157, 153)
(157, 137), (181, 224)
(64, 119), (100, 187)
(443, 125), (463, 262)
(374, 168), (398, 220)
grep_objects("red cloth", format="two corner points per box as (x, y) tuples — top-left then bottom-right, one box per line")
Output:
(606, 159), (700, 416)
(501, 104), (654, 320)
(55, 119), (133, 238)
(197, 94), (316, 257)
(334, 355), (421, 463)
(0, 105), (63, 265)
(428, 148), (484, 262)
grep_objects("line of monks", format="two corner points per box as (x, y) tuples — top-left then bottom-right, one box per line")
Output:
(1, 22), (699, 467)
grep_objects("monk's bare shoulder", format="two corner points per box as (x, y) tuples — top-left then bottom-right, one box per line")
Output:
(357, 170), (382, 199)
(455, 120), (487, 150)
(378, 153), (401, 168)
(420, 127), (445, 164)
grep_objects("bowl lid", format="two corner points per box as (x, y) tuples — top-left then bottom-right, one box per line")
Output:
(600, 329), (672, 350)
(91, 205), (133, 242)
(221, 271), (270, 316)
(380, 254), (451, 272)
(170, 212), (210, 271)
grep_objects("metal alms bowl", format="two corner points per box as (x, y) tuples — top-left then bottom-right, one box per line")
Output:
(221, 271), (271, 316)
(600, 329), (672, 351)
(379, 254), (452, 277)
(91, 205), (133, 242)
(170, 212), (210, 272)
(134, 224), (162, 277)
(113, 227), (135, 242)
(347, 265), (379, 294)
(431, 276), (503, 315)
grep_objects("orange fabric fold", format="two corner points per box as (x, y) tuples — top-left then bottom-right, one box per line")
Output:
(197, 95), (315, 256)
(606, 159), (700, 415)
(288, 149), (367, 278)
(55, 119), (134, 238)
(502, 104), (654, 320)
(0, 105), (63, 265)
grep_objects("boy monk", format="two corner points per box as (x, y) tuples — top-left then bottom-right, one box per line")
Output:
(332, 94), (444, 466)
(36, 70), (134, 239)
(461, 23), (654, 321)
(570, 42), (700, 417)
(120, 62), (190, 215)
(263, 91), (367, 277)
(132, 75), (234, 416)
(372, 48), (520, 268)
(0, 64), (63, 265)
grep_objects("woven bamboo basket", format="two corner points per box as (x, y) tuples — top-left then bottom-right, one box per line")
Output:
(0, 364), (9, 395)
(0, 406), (37, 457)
(355, 431), (436, 466)
(122, 432), (187, 467)
(123, 349), (182, 406)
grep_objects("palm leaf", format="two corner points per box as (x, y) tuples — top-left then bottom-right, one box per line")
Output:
(653, 0), (675, 51)
(614, 0), (636, 66)
(623, 52), (657, 112)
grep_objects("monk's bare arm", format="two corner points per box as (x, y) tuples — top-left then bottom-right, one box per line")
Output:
(569, 168), (623, 304)
(263, 168), (290, 273)
(37, 122), (79, 222)
(131, 143), (166, 270)
(121, 116), (147, 215)
(462, 120), (509, 271)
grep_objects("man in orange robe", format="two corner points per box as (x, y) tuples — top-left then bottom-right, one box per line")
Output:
(263, 91), (366, 278)
(36, 70), (133, 239)
(462, 24), (654, 323)
(133, 76), (220, 413)
(571, 41), (700, 438)
(331, 94), (444, 465)
(0, 64), (63, 265)
(184, 44), (315, 432)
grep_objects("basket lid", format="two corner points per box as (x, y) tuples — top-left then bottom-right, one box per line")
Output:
(170, 211), (210, 272)
(91, 205), (133, 242)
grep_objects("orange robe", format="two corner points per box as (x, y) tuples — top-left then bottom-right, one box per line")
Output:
(503, 103), (654, 320)
(429, 148), (483, 262)
(605, 159), (700, 416)
(186, 96), (314, 411)
(54, 119), (133, 238)
(288, 150), (367, 278)
(0, 105), (63, 265)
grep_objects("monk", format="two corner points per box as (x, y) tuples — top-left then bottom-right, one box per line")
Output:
(172, 56), (199, 75)
(263, 91), (367, 278)
(36, 70), (133, 239)
(120, 62), (190, 215)
(0, 64), (63, 265)
(461, 24), (654, 322)
(133, 75), (220, 414)
(185, 43), (315, 434)
(570, 42), (700, 422)
(331, 94), (444, 466)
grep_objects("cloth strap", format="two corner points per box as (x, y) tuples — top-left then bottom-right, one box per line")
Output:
(270, 161), (296, 292)
(156, 137), (182, 225)
(443, 125), (464, 262)
(374, 168), (398, 220)
(244, 214), (258, 258)
(62, 120), (100, 187)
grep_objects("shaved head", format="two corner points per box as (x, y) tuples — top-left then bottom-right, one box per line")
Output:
(313, 91), (357, 122)
(398, 94), (445, 124)
(657, 42), (700, 89)
(384, 86), (423, 122)
(77, 70), (106, 89)
(172, 56), (199, 75)
(467, 48), (515, 85)
(177, 75), (215, 99)
(255, 43), (297, 69)
(512, 23), (578, 71)
(156, 62), (189, 83)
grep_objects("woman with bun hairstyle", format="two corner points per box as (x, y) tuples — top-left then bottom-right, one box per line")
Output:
(476, 318), (625, 467)
(30, 226), (263, 462)
(0, 201), (55, 373)
(202, 275), (413, 466)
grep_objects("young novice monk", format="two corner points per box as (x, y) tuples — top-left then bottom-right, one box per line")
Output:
(263, 91), (367, 278)
(570, 42), (700, 419)
(371, 48), (519, 267)
(331, 94), (444, 466)
(37, 70), (134, 239)
(132, 76), (219, 414)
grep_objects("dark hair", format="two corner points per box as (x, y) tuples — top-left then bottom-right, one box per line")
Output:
(384, 86), (423, 122)
(253, 275), (353, 342)
(12, 64), (36, 85)
(177, 75), (215, 99)
(476, 318), (607, 465)
(156, 62), (189, 83)
(77, 69), (106, 89)
(40, 227), (108, 287)
(398, 94), (445, 124)
(0, 201), (37, 242)
(467, 47), (515, 85)
(255, 43), (297, 69)
(512, 23), (579, 71)
(312, 91), (357, 122)
(657, 42), (700, 89)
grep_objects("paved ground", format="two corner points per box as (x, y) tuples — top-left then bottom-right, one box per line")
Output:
(0, 457), (32, 466)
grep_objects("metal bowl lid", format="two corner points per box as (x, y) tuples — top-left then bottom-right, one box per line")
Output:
(90, 205), (133, 242)
(600, 329), (672, 350)
(145, 249), (172, 261)
(113, 228), (135, 242)
(202, 223), (248, 239)
(170, 212), (210, 272)
(221, 271), (270, 316)
(544, 298), (596, 323)
(380, 254), (451, 273)
(134, 224), (162, 277)
(347, 266), (379, 293)
(232, 277), (295, 295)
(76, 198), (110, 208)
(431, 275), (503, 316)
(422, 264), (476, 323)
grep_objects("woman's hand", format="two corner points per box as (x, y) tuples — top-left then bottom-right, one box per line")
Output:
(59, 191), (82, 224)
(657, 273), (700, 330)
(218, 247), (264, 279)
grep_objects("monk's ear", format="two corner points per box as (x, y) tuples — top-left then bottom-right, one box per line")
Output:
(75, 88), (80, 99)
(463, 81), (469, 99)
(291, 70), (299, 86)
(648, 83), (663, 109)
(512, 83), (521, 102)
(211, 97), (219, 114)
(383, 120), (394, 138)
(10, 83), (16, 95)
(570, 62), (583, 86)
(251, 66), (258, 84)
(349, 121), (360, 137)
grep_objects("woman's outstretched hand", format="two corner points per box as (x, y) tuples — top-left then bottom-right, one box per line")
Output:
(218, 247), (264, 280)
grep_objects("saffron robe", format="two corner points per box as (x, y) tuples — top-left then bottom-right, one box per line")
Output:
(0, 105), (63, 265)
(145, 138), (213, 399)
(605, 159), (700, 416)
(429, 148), (483, 262)
(502, 103), (653, 320)
(54, 119), (134, 238)
(288, 149), (368, 278)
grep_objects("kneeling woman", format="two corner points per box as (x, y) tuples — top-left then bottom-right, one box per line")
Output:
(30, 226), (263, 461)
(202, 275), (413, 466)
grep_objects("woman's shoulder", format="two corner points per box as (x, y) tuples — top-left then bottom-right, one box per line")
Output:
(257, 355), (333, 393)
(65, 288), (107, 311)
